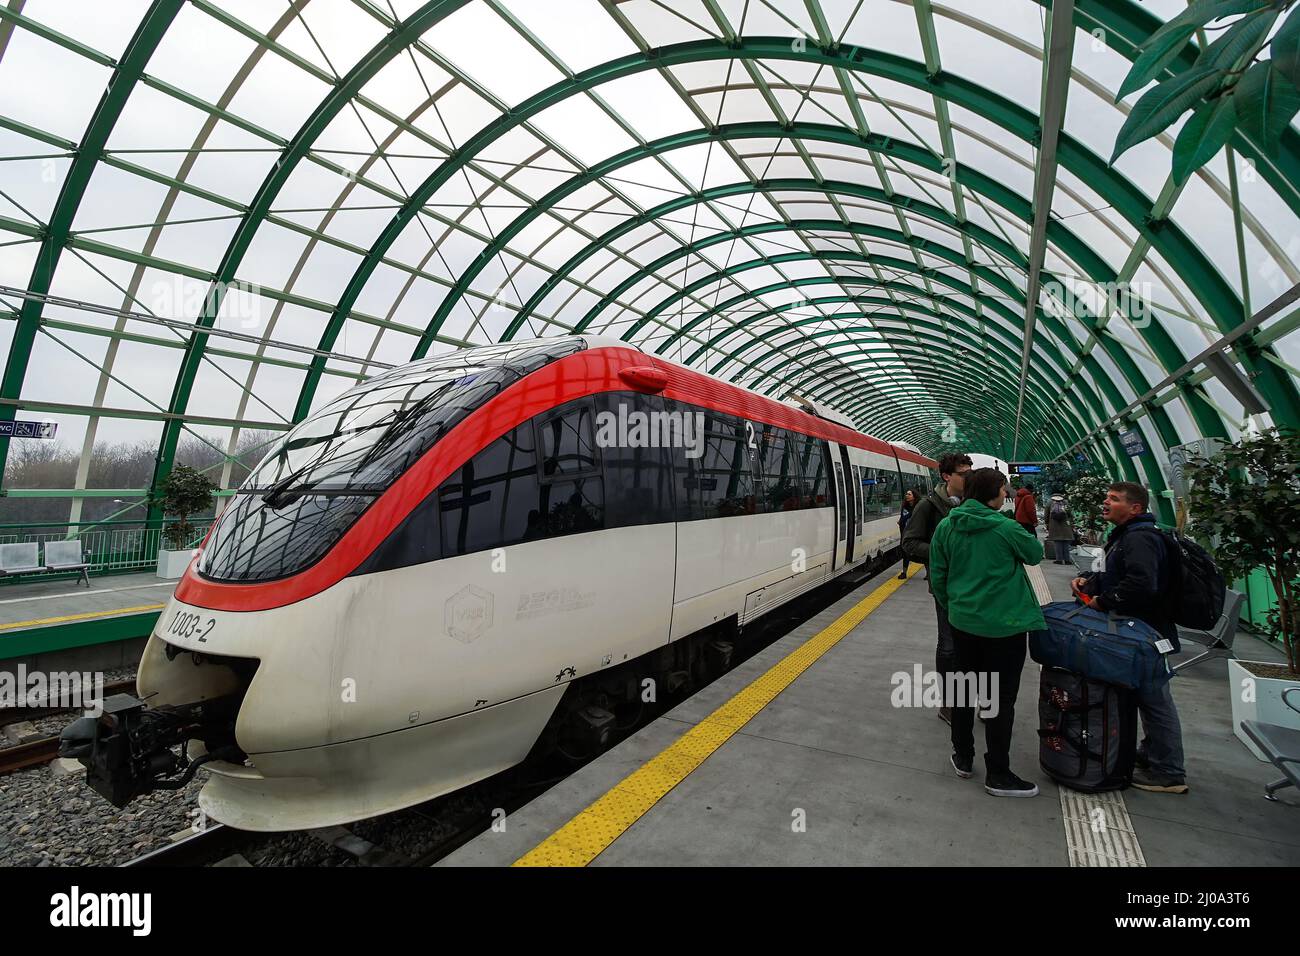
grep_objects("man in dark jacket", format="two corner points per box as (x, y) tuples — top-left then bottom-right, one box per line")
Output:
(902, 452), (972, 726)
(1071, 481), (1187, 794)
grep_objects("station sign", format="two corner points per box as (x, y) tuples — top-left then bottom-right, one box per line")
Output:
(0, 420), (57, 439)
(1008, 462), (1043, 475)
(1118, 428), (1147, 457)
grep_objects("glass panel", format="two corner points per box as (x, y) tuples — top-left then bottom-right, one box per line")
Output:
(242, 338), (584, 496)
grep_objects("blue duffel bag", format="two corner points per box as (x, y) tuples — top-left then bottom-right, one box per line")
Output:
(1030, 601), (1173, 691)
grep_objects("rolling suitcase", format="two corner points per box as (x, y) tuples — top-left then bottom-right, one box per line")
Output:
(1037, 667), (1137, 793)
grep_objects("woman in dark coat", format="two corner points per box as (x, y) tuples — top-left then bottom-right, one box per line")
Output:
(1045, 494), (1075, 564)
(897, 488), (920, 579)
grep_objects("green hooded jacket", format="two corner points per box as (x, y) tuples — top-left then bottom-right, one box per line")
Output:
(929, 499), (1046, 638)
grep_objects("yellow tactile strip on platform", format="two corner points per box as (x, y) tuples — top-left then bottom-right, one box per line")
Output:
(513, 566), (920, 867)
(0, 602), (165, 631)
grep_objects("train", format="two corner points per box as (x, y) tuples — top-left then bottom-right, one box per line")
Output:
(60, 335), (937, 830)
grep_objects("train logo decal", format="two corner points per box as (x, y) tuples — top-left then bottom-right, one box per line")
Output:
(516, 587), (596, 621)
(445, 585), (494, 644)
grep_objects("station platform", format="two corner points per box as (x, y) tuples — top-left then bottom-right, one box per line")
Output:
(442, 558), (1300, 867)
(0, 571), (172, 667)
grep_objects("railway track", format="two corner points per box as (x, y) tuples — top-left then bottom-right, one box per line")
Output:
(0, 735), (60, 773)
(0, 678), (136, 728)
(0, 677), (139, 774)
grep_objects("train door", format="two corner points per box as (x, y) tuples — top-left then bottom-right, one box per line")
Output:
(828, 441), (849, 570)
(837, 445), (857, 565)
(850, 462), (865, 561)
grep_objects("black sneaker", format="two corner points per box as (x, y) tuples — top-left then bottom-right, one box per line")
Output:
(950, 753), (974, 778)
(1131, 768), (1188, 794)
(938, 707), (952, 727)
(985, 772), (1039, 797)
(896, 571), (907, 580)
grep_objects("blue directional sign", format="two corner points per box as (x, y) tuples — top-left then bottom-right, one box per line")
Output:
(0, 420), (57, 439)
(1118, 428), (1146, 457)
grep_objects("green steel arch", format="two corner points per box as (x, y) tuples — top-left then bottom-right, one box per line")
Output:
(285, 37), (1300, 437)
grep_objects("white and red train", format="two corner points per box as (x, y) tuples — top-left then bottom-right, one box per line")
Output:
(63, 336), (936, 830)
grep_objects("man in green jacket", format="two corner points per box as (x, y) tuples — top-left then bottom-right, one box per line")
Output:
(901, 452), (972, 726)
(930, 467), (1046, 797)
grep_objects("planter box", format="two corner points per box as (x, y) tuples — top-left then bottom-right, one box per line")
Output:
(1227, 658), (1300, 761)
(156, 548), (195, 579)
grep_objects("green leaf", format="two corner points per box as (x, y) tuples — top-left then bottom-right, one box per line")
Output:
(1201, 9), (1281, 71)
(1235, 60), (1300, 152)
(1173, 94), (1239, 183)
(1111, 67), (1224, 162)
(1273, 6), (1300, 89)
(1154, 0), (1277, 38)
(1117, 23), (1200, 100)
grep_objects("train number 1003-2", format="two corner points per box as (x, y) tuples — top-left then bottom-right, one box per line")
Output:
(166, 610), (216, 643)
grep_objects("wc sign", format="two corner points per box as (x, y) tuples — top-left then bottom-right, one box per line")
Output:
(0, 419), (57, 439)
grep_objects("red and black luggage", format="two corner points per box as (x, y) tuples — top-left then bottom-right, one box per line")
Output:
(1037, 667), (1137, 793)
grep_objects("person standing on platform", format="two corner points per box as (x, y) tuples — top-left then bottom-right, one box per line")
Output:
(897, 488), (920, 580)
(1014, 483), (1038, 537)
(1071, 482), (1187, 794)
(1045, 494), (1074, 565)
(929, 467), (1045, 797)
(902, 452), (972, 727)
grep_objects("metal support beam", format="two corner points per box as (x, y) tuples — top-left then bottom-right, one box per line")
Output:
(1013, 0), (1074, 458)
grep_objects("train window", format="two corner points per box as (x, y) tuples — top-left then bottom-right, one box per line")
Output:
(865, 467), (883, 520)
(756, 424), (803, 512)
(352, 489), (441, 576)
(197, 492), (371, 582)
(804, 438), (831, 508)
(537, 401), (600, 478)
(852, 465), (863, 535)
(242, 337), (584, 499)
(439, 424), (544, 557)
(594, 392), (675, 527)
(674, 410), (757, 521)
(205, 340), (590, 582)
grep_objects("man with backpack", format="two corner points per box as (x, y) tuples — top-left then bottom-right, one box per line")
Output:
(902, 452), (973, 727)
(1071, 482), (1188, 794)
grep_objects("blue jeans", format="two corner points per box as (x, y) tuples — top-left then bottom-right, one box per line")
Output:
(1053, 540), (1071, 562)
(1136, 680), (1185, 778)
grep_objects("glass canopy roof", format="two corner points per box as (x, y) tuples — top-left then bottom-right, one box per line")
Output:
(1, 0), (1298, 527)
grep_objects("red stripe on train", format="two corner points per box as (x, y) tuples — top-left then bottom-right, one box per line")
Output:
(175, 345), (929, 612)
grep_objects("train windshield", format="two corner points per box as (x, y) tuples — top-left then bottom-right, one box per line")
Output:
(196, 338), (585, 583)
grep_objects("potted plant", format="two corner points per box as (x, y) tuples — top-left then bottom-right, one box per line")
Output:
(1185, 428), (1300, 759)
(150, 465), (217, 579)
(1061, 473), (1112, 547)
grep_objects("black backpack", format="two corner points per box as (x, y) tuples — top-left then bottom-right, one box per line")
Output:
(1152, 528), (1225, 630)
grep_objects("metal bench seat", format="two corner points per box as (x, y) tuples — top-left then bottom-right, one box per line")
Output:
(43, 540), (90, 587)
(0, 540), (91, 587)
(1240, 687), (1300, 803)
(1174, 588), (1245, 672)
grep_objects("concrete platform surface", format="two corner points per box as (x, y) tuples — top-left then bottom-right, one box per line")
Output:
(441, 556), (1300, 867)
(0, 571), (173, 632)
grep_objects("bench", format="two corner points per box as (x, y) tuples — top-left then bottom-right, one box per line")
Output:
(1174, 588), (1245, 672)
(1240, 687), (1300, 804)
(0, 540), (91, 587)
(44, 539), (91, 587)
